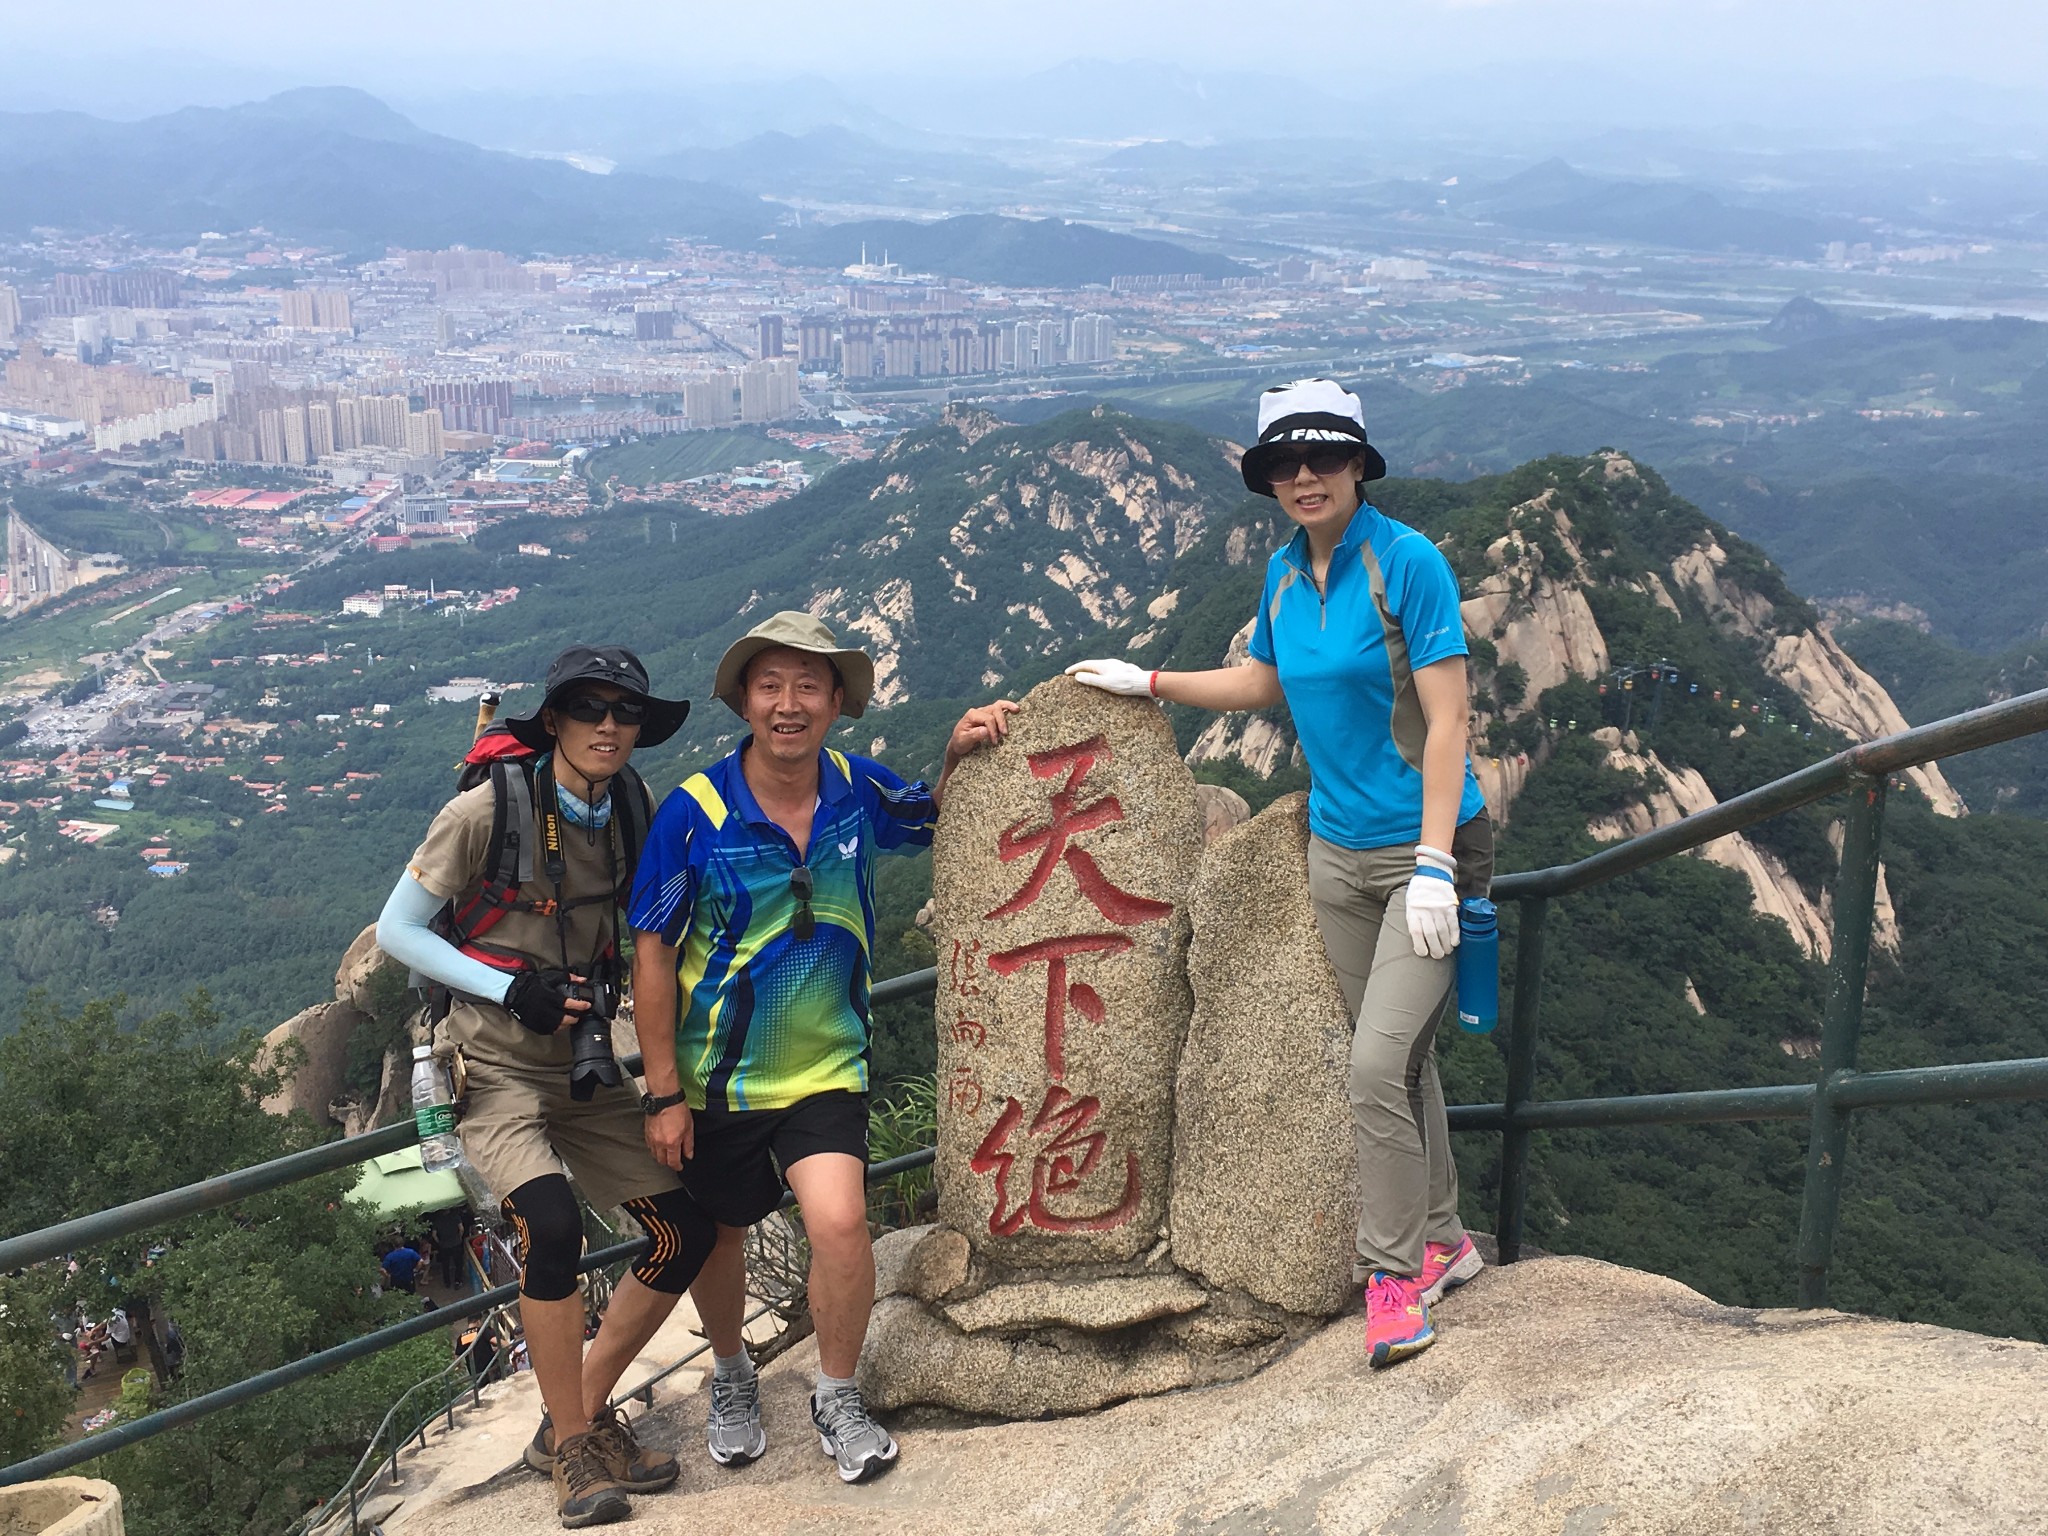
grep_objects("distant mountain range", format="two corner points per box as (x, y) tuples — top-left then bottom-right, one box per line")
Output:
(0, 87), (771, 254)
(0, 89), (1241, 281)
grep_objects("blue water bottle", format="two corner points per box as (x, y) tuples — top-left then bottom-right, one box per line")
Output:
(1455, 898), (1499, 1035)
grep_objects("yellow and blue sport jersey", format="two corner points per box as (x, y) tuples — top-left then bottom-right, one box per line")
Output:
(1249, 504), (1486, 850)
(627, 742), (936, 1112)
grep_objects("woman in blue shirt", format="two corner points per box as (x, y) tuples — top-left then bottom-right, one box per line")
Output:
(1069, 378), (1493, 1368)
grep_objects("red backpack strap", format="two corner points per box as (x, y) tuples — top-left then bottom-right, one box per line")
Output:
(445, 759), (547, 945)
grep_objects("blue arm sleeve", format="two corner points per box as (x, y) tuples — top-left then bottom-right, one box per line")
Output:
(376, 874), (514, 1003)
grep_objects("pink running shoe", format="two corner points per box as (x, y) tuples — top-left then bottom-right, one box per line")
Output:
(1421, 1234), (1484, 1305)
(1364, 1272), (1434, 1368)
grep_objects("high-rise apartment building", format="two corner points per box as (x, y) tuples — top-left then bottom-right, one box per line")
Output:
(405, 407), (444, 459)
(738, 358), (800, 423)
(635, 304), (675, 342)
(1068, 313), (1115, 364)
(422, 378), (513, 434)
(334, 396), (362, 451)
(278, 289), (353, 331)
(797, 315), (834, 368)
(181, 420), (220, 461)
(757, 314), (785, 359)
(52, 269), (181, 313)
(257, 409), (283, 464)
(282, 406), (310, 466)
(882, 318), (919, 379)
(683, 376), (736, 428)
(0, 285), (20, 339)
(839, 317), (877, 380)
(307, 401), (335, 459)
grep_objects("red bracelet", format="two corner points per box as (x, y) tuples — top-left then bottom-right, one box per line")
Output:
(1148, 671), (1160, 697)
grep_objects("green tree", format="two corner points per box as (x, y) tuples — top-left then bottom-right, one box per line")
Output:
(0, 994), (444, 1534)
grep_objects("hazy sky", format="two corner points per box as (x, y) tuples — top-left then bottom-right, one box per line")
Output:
(15, 0), (2048, 102)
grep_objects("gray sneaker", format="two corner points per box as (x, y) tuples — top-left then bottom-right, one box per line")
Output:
(809, 1384), (898, 1484)
(705, 1371), (766, 1466)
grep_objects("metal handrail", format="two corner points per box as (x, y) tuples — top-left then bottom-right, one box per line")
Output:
(0, 965), (946, 1275)
(1495, 686), (2048, 901)
(1, 1149), (936, 1487)
(292, 1316), (515, 1536)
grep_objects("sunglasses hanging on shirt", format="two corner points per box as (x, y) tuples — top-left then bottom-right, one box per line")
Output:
(788, 866), (815, 942)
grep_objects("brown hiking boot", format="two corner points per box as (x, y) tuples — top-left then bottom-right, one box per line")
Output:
(588, 1406), (680, 1492)
(553, 1430), (631, 1528)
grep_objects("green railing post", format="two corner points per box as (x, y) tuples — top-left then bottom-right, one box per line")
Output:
(1496, 897), (1548, 1263)
(1795, 773), (1887, 1308)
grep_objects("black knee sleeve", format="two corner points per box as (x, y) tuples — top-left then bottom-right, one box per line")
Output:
(502, 1175), (584, 1302)
(621, 1185), (715, 1295)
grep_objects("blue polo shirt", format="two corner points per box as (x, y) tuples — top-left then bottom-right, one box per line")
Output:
(1248, 504), (1486, 849)
(627, 743), (937, 1112)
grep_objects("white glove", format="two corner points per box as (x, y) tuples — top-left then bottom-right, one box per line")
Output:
(1406, 844), (1461, 960)
(1064, 659), (1156, 697)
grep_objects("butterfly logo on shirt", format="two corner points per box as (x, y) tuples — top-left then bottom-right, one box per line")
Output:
(837, 836), (859, 860)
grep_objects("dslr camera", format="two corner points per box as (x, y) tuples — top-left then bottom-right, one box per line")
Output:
(567, 970), (624, 1102)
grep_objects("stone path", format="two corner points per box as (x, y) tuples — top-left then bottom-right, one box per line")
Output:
(397, 1255), (2048, 1536)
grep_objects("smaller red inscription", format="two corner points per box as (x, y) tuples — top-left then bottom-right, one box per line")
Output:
(949, 1014), (987, 1048)
(946, 1065), (984, 1116)
(949, 937), (984, 998)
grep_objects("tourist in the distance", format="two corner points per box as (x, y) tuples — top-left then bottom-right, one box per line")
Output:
(629, 612), (1015, 1485)
(1067, 377), (1492, 1368)
(375, 644), (715, 1528)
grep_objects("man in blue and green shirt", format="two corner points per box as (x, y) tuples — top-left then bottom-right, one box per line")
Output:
(629, 610), (1014, 1485)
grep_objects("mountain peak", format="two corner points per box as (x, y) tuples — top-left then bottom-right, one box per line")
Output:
(230, 86), (437, 144)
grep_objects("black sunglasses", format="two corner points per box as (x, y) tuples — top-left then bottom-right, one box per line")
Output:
(788, 867), (815, 942)
(558, 694), (649, 727)
(1263, 447), (1359, 484)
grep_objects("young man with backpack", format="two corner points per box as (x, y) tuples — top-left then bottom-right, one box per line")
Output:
(375, 645), (715, 1529)
(628, 612), (1016, 1487)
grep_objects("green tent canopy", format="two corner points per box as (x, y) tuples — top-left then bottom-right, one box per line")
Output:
(349, 1145), (466, 1219)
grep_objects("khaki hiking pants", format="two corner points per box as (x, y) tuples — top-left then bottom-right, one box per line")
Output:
(1306, 814), (1495, 1281)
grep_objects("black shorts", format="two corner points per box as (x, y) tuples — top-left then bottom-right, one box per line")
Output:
(683, 1089), (870, 1228)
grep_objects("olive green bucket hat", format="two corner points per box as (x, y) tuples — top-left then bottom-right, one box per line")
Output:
(713, 610), (877, 719)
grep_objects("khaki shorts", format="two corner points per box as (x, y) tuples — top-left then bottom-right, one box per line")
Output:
(457, 1054), (678, 1214)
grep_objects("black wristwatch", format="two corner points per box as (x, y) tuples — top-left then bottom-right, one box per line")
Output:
(640, 1090), (688, 1116)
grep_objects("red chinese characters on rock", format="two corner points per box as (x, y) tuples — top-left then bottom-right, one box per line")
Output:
(970, 1086), (1141, 1236)
(965, 735), (1168, 1238)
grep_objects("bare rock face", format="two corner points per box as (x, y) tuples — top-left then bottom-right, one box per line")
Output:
(1191, 781), (1250, 844)
(932, 676), (1199, 1267)
(1170, 794), (1360, 1315)
(334, 922), (404, 1012)
(258, 999), (369, 1124)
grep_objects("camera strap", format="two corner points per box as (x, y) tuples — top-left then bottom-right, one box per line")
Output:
(533, 755), (622, 980)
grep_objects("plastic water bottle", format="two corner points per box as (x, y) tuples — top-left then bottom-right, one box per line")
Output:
(411, 1044), (465, 1172)
(1455, 899), (1499, 1035)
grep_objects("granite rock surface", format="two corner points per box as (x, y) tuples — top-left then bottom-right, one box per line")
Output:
(932, 677), (1200, 1266)
(1170, 792), (1361, 1316)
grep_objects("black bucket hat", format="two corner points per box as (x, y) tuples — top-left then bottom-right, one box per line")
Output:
(1239, 377), (1387, 497)
(503, 644), (690, 750)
